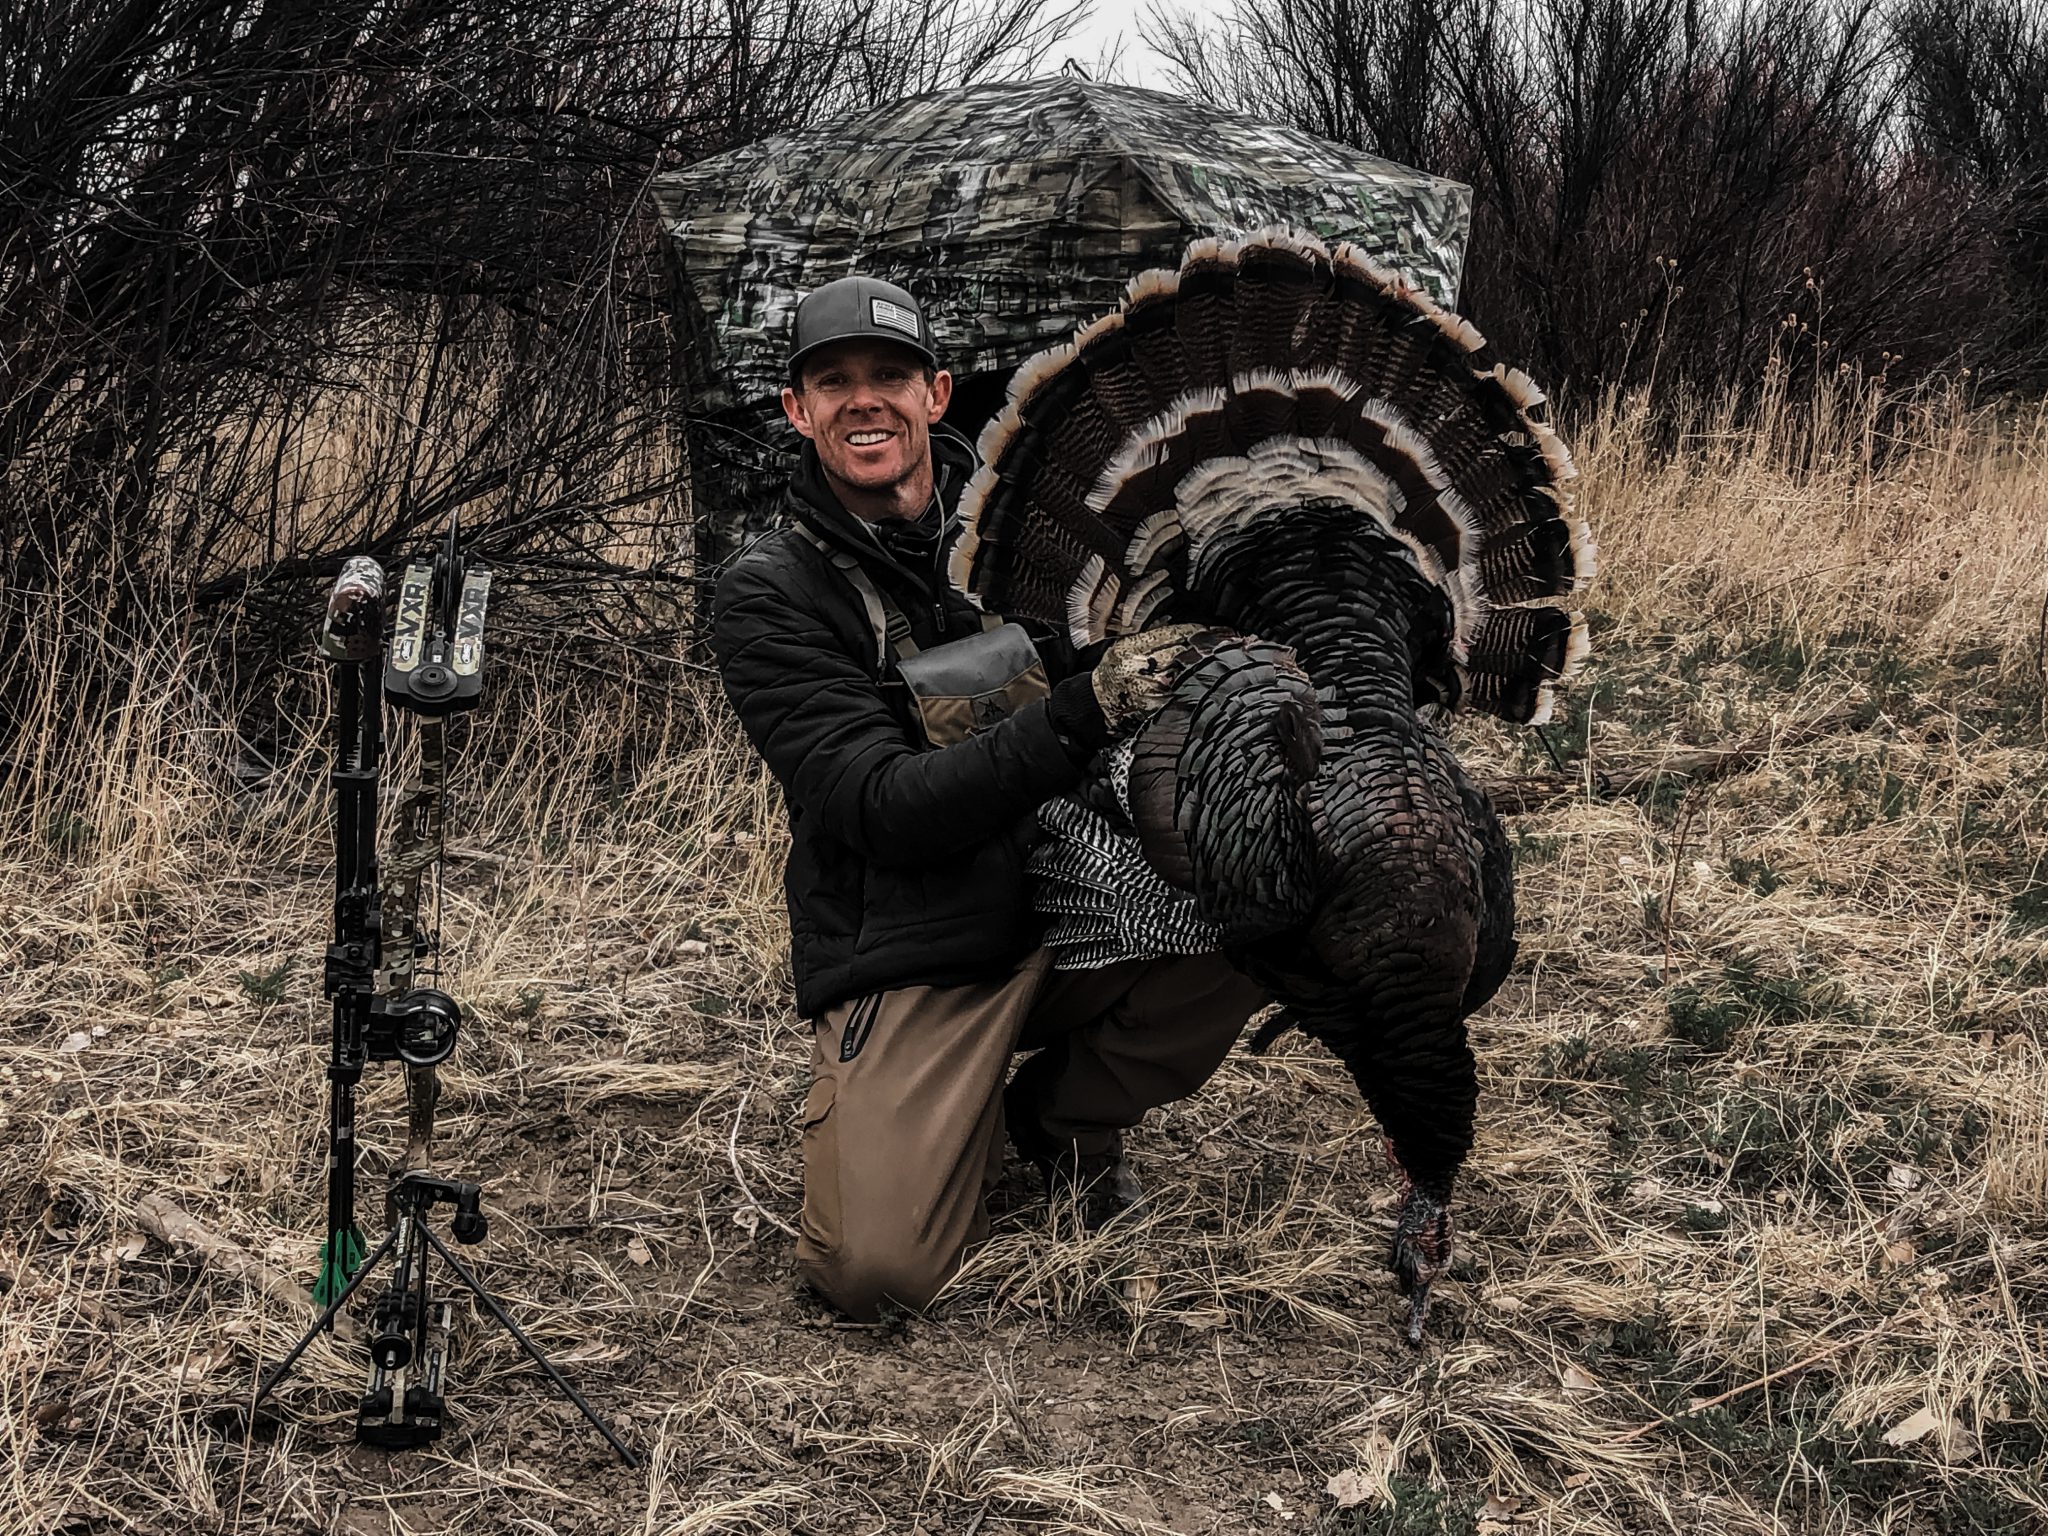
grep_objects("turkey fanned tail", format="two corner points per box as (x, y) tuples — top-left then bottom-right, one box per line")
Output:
(953, 228), (1596, 724)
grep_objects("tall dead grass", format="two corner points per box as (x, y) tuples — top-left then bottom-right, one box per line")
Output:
(3, 374), (2045, 1535)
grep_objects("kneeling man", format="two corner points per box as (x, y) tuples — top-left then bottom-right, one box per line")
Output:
(710, 275), (1265, 1321)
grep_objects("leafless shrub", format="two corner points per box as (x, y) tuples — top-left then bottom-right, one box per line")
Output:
(1154, 0), (2034, 408)
(0, 0), (1073, 760)
(1891, 0), (2048, 367)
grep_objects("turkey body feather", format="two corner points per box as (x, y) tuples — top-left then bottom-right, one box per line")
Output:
(955, 228), (1590, 1333)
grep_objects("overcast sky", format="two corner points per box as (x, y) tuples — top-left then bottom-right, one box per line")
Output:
(1051, 2), (1226, 93)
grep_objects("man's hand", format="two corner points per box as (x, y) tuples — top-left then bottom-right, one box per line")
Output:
(1091, 623), (1208, 733)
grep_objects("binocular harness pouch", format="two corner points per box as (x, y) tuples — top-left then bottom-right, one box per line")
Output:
(798, 527), (1048, 747)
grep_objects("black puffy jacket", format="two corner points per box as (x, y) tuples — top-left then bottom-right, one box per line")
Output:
(710, 429), (1093, 1016)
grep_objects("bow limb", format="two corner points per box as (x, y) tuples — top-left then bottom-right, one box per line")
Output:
(380, 715), (449, 1173)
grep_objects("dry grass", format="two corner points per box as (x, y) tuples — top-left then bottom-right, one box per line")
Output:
(4, 381), (2046, 1535)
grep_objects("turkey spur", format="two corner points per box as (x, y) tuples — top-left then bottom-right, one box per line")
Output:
(951, 228), (1595, 1341)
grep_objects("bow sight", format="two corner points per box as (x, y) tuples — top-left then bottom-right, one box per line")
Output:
(254, 521), (635, 1467)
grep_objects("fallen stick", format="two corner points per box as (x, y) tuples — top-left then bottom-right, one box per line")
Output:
(727, 1089), (799, 1239)
(1483, 707), (1859, 815)
(135, 1193), (358, 1340)
(1612, 1325), (1875, 1443)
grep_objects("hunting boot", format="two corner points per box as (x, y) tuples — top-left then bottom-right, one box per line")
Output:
(1003, 1067), (1147, 1231)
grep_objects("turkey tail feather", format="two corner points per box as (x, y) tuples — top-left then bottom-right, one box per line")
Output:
(952, 226), (1594, 724)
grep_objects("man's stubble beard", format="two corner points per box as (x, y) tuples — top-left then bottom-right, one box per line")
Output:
(826, 429), (934, 522)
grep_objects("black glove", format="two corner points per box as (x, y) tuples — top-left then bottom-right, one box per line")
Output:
(1046, 672), (1111, 758)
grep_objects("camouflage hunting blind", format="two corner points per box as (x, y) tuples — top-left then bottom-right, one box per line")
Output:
(651, 75), (1472, 567)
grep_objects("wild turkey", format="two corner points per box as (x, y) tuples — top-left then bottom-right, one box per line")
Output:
(950, 228), (1594, 1340)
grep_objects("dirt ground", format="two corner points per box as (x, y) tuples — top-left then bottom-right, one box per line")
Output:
(5, 394), (2047, 1534)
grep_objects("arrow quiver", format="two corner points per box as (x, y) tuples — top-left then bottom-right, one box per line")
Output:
(311, 555), (390, 1307)
(261, 529), (635, 1468)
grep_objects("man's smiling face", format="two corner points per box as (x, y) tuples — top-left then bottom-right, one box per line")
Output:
(782, 340), (953, 517)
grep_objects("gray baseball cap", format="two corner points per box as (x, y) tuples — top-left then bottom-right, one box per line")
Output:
(788, 275), (939, 381)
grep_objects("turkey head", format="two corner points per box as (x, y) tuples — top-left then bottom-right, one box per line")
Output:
(958, 229), (1594, 1340)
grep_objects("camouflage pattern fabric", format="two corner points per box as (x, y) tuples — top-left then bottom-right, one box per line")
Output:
(652, 76), (1472, 567)
(655, 76), (1470, 413)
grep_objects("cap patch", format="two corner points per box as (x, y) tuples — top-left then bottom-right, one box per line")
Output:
(870, 297), (922, 340)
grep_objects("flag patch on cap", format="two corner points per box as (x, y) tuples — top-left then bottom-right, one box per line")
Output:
(870, 297), (921, 339)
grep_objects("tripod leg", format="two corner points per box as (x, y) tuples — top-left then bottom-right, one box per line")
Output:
(254, 1224), (401, 1408)
(357, 1230), (452, 1451)
(416, 1223), (640, 1469)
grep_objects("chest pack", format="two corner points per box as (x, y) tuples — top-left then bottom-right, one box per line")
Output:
(796, 526), (1049, 748)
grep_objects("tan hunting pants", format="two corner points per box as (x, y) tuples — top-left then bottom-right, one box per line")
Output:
(797, 948), (1266, 1321)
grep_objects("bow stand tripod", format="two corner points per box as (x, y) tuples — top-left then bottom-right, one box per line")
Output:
(253, 522), (636, 1467)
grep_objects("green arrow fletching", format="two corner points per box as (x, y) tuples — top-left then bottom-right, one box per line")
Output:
(313, 1225), (367, 1311)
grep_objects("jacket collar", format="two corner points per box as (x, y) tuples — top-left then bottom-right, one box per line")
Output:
(784, 424), (978, 599)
